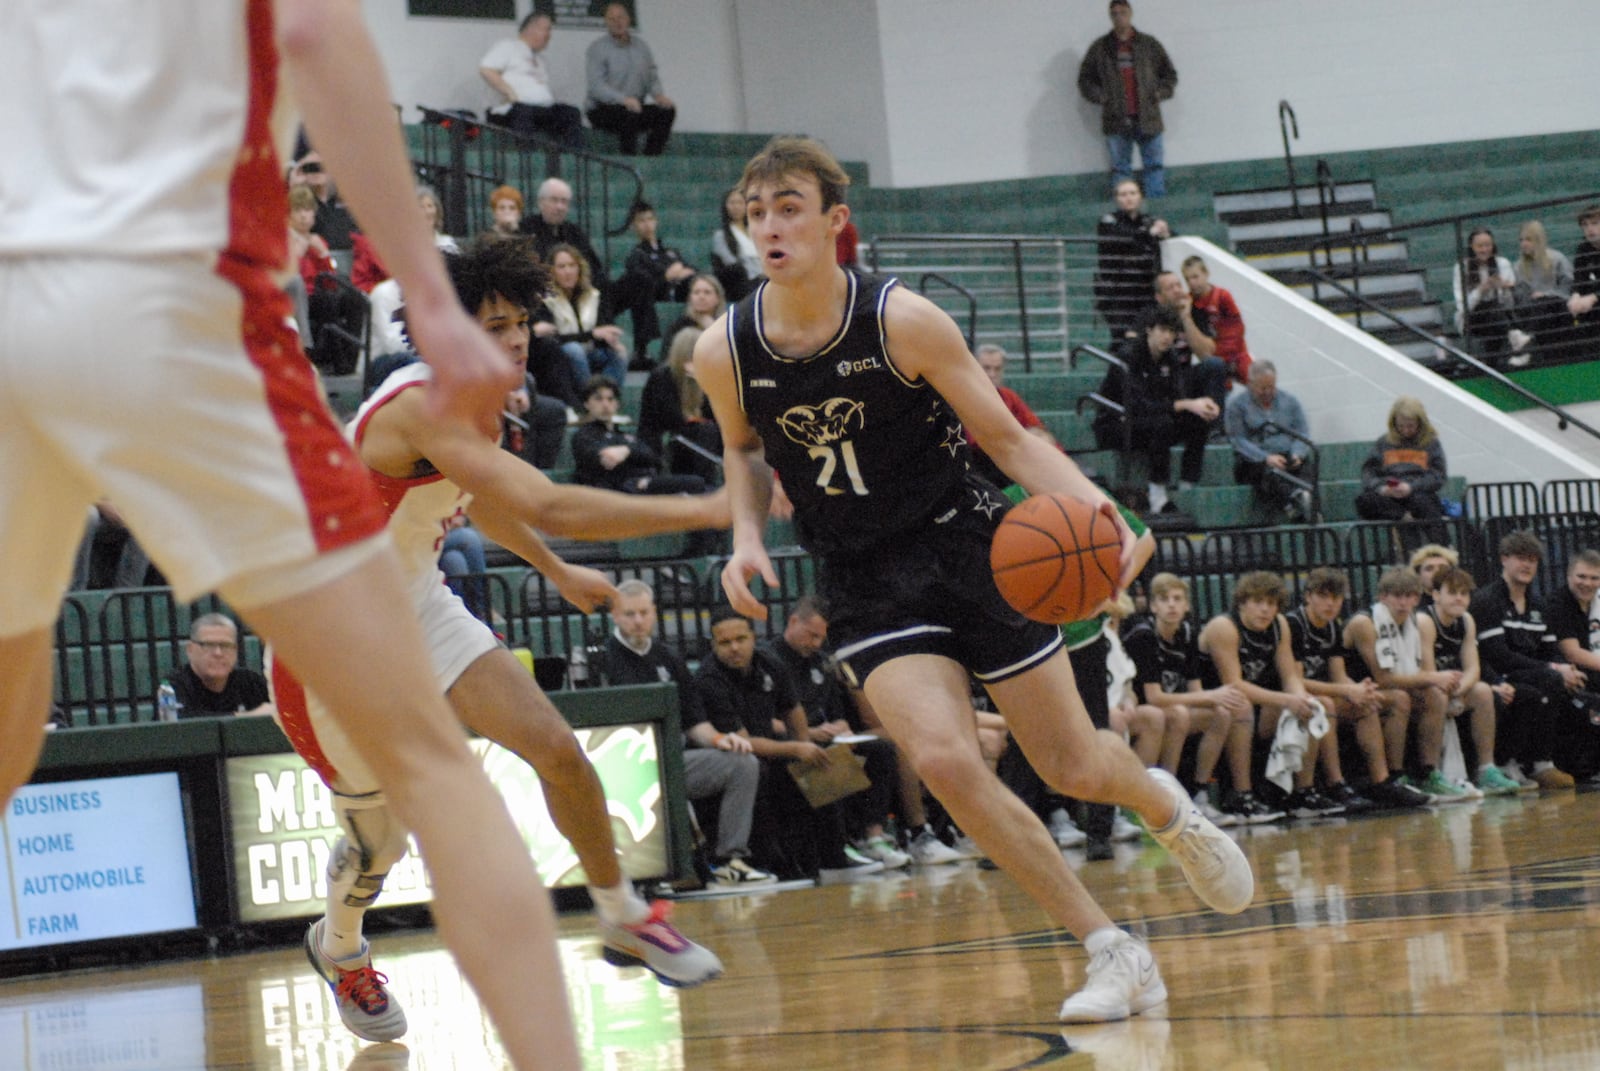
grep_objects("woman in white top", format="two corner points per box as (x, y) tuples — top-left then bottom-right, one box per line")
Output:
(538, 244), (627, 389)
(709, 185), (761, 302)
(1452, 227), (1521, 365)
(1510, 220), (1574, 360)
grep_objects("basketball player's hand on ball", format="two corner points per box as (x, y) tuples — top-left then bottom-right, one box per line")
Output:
(553, 564), (621, 614)
(722, 545), (778, 620)
(1099, 499), (1141, 592)
(410, 299), (521, 439)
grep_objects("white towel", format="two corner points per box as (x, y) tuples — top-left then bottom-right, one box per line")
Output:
(1266, 699), (1330, 793)
(1369, 602), (1421, 674)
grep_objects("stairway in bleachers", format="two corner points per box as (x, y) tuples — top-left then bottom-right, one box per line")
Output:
(1212, 180), (1447, 365)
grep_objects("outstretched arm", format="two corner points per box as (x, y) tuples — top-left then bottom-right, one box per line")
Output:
(278, 0), (515, 436)
(696, 321), (780, 618)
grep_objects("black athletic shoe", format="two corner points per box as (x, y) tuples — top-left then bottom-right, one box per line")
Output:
(1323, 782), (1375, 815)
(1368, 775), (1431, 809)
(1085, 835), (1115, 862)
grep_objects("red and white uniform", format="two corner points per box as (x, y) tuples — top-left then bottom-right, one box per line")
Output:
(0, 0), (385, 632)
(273, 364), (501, 792)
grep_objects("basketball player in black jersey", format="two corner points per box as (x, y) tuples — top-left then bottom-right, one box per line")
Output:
(1196, 571), (1311, 822)
(1417, 568), (1521, 795)
(1284, 568), (1388, 814)
(693, 136), (1254, 1025)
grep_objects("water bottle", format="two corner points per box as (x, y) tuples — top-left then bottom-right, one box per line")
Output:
(156, 682), (182, 723)
(567, 643), (589, 689)
(583, 630), (607, 688)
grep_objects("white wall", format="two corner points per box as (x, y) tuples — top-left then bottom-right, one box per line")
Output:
(1164, 237), (1600, 486)
(363, 0), (1595, 188)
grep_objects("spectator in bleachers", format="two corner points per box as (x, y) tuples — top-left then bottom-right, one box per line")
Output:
(502, 371), (570, 471)
(1564, 203), (1600, 336)
(438, 517), (489, 623)
(1354, 396), (1449, 539)
(1196, 571), (1310, 823)
(965, 343), (1061, 486)
(762, 597), (911, 870)
(694, 607), (883, 881)
(520, 178), (609, 294)
(1093, 178), (1169, 341)
(291, 185), (366, 375)
(1286, 568), (1420, 812)
(600, 580), (777, 887)
(1076, 0), (1178, 197)
(1181, 255), (1252, 386)
(1120, 573), (1252, 824)
(1510, 220), (1574, 356)
(1418, 567), (1523, 795)
(542, 244), (627, 389)
(836, 217), (860, 267)
(1453, 227), (1525, 365)
(486, 184), (525, 240)
(479, 11), (584, 150)
(416, 185), (460, 254)
(1153, 272), (1228, 408)
(70, 501), (153, 591)
(162, 614), (273, 719)
(663, 273), (727, 342)
(617, 201), (698, 368)
(637, 327), (722, 485)
(585, 2), (676, 156)
(710, 185), (762, 302)
(572, 375), (703, 495)
(1342, 568), (1464, 800)
(290, 150), (357, 251)
(1095, 305), (1218, 514)
(1224, 360), (1313, 521)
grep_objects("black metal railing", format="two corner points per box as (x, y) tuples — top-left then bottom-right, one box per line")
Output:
(918, 272), (978, 348)
(414, 106), (645, 265)
(1278, 100), (1301, 218)
(1302, 266), (1600, 446)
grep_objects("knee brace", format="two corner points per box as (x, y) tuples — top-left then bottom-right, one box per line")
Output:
(327, 792), (412, 910)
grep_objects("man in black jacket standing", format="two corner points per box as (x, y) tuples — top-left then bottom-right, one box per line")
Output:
(1077, 1), (1178, 197)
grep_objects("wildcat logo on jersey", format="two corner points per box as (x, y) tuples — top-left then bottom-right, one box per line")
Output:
(836, 356), (883, 377)
(777, 398), (866, 447)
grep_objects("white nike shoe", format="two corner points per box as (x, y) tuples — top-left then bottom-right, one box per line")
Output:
(1145, 768), (1255, 915)
(1059, 932), (1167, 1023)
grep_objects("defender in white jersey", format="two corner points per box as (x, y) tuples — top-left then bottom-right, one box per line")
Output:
(0, 3), (585, 1067)
(272, 239), (729, 1037)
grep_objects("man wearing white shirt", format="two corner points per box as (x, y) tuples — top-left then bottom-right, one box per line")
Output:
(480, 12), (583, 149)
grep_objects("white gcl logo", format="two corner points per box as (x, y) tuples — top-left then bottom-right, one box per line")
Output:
(836, 356), (883, 376)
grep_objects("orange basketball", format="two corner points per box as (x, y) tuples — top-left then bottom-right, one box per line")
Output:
(989, 494), (1122, 624)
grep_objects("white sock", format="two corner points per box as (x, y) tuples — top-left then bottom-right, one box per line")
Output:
(319, 915), (365, 962)
(1084, 926), (1125, 955)
(1532, 760), (1556, 773)
(1147, 483), (1169, 512)
(1178, 480), (1196, 492)
(589, 878), (650, 926)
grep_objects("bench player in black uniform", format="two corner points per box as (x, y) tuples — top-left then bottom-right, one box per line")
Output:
(1196, 571), (1310, 823)
(1284, 568), (1381, 814)
(693, 136), (1253, 1025)
(1418, 568), (1521, 795)
(1120, 573), (1251, 823)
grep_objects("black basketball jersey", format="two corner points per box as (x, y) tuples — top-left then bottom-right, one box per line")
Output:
(1200, 610), (1282, 690)
(1286, 605), (1344, 684)
(1122, 613), (1200, 696)
(1424, 604), (1467, 672)
(726, 270), (971, 558)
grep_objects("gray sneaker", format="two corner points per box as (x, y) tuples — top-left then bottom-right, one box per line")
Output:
(907, 827), (964, 865)
(599, 900), (723, 987)
(1145, 768), (1255, 915)
(305, 919), (407, 1042)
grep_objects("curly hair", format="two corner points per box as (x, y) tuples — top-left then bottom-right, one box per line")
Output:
(445, 237), (549, 317)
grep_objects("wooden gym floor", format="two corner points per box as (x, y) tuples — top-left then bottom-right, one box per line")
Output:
(3, 788), (1598, 1070)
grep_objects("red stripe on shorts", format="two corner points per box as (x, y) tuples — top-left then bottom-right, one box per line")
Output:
(213, 0), (385, 554)
(270, 659), (340, 787)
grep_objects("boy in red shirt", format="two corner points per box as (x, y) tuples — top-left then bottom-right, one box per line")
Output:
(1182, 255), (1251, 386)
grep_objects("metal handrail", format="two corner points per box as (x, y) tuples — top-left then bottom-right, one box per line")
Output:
(415, 105), (645, 261)
(1314, 159), (1336, 241)
(1303, 266), (1600, 444)
(917, 272), (979, 349)
(1259, 420), (1322, 522)
(1069, 342), (1126, 372)
(1278, 101), (1301, 219)
(1305, 189), (1600, 269)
